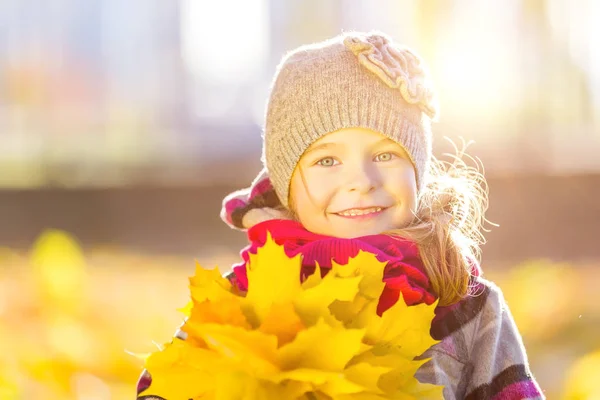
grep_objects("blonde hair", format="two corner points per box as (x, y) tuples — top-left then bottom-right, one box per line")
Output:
(383, 140), (490, 306)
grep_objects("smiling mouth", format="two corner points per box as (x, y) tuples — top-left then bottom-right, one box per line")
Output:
(334, 206), (388, 217)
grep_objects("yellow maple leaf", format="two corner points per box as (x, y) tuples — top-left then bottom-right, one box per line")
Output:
(259, 302), (305, 346)
(189, 263), (235, 304)
(142, 233), (443, 400)
(186, 323), (280, 376)
(140, 339), (215, 400)
(326, 251), (388, 330)
(333, 251), (387, 300)
(185, 297), (249, 329)
(177, 300), (193, 317)
(277, 319), (365, 372)
(189, 262), (231, 291)
(343, 362), (393, 393)
(244, 232), (303, 324)
(294, 263), (363, 326)
(329, 295), (372, 327)
(365, 295), (439, 359)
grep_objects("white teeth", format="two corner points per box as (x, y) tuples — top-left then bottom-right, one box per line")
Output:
(338, 207), (382, 216)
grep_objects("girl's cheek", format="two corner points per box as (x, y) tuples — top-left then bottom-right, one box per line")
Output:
(392, 165), (417, 187)
(307, 185), (333, 211)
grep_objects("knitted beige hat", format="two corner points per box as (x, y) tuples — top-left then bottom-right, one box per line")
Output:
(262, 31), (439, 208)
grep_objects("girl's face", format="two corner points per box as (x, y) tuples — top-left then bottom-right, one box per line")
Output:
(289, 127), (418, 238)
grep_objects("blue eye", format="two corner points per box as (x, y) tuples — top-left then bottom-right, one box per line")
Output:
(375, 152), (396, 162)
(316, 157), (338, 167)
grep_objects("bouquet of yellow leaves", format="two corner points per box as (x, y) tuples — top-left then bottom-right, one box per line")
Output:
(138, 233), (443, 400)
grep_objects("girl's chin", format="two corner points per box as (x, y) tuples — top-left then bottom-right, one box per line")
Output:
(330, 221), (395, 238)
(306, 208), (408, 237)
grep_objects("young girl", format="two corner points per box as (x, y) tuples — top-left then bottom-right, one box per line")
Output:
(137, 31), (544, 399)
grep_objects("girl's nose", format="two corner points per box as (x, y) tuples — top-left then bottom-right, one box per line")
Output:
(345, 164), (379, 194)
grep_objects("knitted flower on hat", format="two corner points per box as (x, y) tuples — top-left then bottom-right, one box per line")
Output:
(343, 33), (438, 120)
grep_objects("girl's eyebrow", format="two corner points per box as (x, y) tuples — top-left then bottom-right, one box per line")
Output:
(371, 138), (395, 148)
(303, 142), (339, 156)
(303, 137), (395, 156)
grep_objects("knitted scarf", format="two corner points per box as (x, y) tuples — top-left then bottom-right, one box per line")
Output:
(230, 219), (437, 315)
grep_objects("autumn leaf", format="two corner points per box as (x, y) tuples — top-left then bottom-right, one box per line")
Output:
(295, 264), (362, 326)
(142, 232), (443, 400)
(259, 302), (305, 346)
(185, 298), (249, 329)
(139, 339), (215, 400)
(277, 319), (364, 372)
(365, 296), (439, 359)
(244, 231), (304, 323)
(189, 263), (235, 304)
(186, 323), (279, 376)
(334, 251), (387, 300)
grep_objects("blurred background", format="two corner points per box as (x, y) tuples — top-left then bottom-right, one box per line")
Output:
(0, 0), (599, 398)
